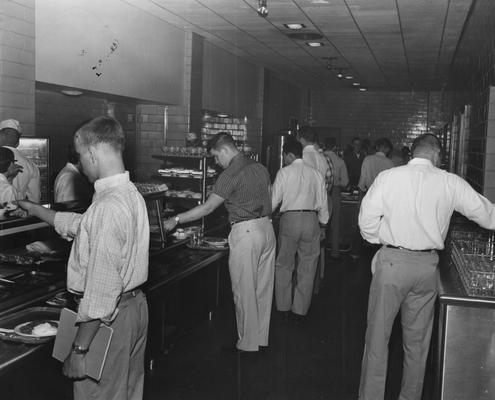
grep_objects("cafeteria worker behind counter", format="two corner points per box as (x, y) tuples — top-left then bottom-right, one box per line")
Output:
(163, 132), (276, 354)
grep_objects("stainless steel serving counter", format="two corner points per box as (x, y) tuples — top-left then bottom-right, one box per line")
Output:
(0, 214), (230, 400)
(435, 219), (495, 400)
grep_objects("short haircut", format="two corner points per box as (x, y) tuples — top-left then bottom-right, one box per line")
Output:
(67, 143), (79, 164)
(208, 132), (237, 151)
(375, 137), (393, 151)
(351, 136), (361, 144)
(283, 138), (303, 158)
(299, 126), (318, 144)
(411, 134), (442, 157)
(0, 147), (15, 173)
(75, 116), (125, 152)
(325, 137), (337, 149)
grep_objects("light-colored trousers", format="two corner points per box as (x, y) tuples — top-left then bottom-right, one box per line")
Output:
(359, 246), (438, 400)
(275, 212), (320, 316)
(74, 290), (148, 400)
(228, 217), (276, 351)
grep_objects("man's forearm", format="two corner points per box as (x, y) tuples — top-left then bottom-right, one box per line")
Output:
(73, 319), (101, 350)
(27, 203), (57, 225)
(178, 202), (214, 224)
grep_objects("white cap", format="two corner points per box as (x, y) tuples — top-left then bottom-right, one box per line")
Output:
(0, 119), (21, 134)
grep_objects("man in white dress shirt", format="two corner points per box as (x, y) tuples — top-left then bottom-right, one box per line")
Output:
(54, 144), (93, 203)
(272, 139), (328, 319)
(0, 147), (18, 204)
(358, 137), (395, 192)
(358, 134), (495, 400)
(324, 137), (349, 259)
(0, 119), (40, 202)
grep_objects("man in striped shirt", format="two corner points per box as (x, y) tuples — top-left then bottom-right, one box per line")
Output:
(164, 132), (276, 353)
(19, 117), (149, 400)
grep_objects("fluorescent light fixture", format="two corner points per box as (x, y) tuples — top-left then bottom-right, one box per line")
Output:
(61, 89), (83, 96)
(306, 42), (324, 47)
(352, 82), (360, 86)
(284, 23), (305, 30)
(344, 75), (354, 79)
(217, 113), (228, 118)
(359, 87), (367, 92)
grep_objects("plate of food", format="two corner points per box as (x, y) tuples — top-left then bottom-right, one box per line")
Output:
(14, 319), (58, 337)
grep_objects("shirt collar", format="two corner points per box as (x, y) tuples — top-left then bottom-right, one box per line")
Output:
(292, 158), (304, 165)
(94, 171), (130, 193)
(375, 151), (386, 156)
(408, 157), (434, 167)
(0, 174), (9, 184)
(65, 162), (79, 172)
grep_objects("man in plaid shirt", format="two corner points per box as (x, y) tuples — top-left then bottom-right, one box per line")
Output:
(20, 116), (149, 400)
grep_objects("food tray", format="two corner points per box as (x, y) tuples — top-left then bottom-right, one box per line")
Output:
(186, 242), (229, 251)
(0, 306), (61, 344)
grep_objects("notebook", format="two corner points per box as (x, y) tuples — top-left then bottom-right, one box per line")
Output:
(52, 308), (113, 381)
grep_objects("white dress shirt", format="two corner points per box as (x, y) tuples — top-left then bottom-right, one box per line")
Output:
(272, 159), (329, 225)
(358, 151), (395, 192)
(54, 162), (92, 202)
(359, 158), (495, 250)
(0, 174), (16, 204)
(303, 145), (330, 181)
(5, 146), (40, 202)
(324, 150), (349, 188)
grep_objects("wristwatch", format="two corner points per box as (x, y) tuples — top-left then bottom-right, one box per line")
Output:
(174, 215), (180, 225)
(71, 343), (89, 354)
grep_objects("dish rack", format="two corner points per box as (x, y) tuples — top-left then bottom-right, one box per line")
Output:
(450, 238), (495, 298)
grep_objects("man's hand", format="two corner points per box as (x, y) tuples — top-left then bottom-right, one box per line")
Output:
(320, 226), (326, 241)
(63, 352), (87, 380)
(6, 164), (23, 182)
(163, 217), (178, 232)
(16, 199), (36, 215)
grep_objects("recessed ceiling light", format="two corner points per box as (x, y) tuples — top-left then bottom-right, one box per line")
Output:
(352, 82), (360, 86)
(284, 23), (305, 30)
(306, 42), (324, 47)
(345, 75), (354, 79)
(61, 89), (83, 96)
(359, 87), (367, 92)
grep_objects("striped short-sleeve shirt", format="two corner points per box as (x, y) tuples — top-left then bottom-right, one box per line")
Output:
(213, 154), (272, 223)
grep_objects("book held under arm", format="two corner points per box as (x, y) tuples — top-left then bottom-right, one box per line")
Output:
(52, 308), (113, 381)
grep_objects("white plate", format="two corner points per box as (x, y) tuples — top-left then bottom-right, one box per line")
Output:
(14, 320), (58, 337)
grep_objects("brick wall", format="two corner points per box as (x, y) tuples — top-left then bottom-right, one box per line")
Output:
(310, 90), (455, 150)
(0, 0), (35, 135)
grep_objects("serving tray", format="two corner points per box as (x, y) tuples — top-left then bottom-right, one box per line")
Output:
(0, 306), (61, 344)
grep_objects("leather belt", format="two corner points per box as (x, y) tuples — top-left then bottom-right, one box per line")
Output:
(282, 209), (317, 214)
(73, 289), (142, 304)
(230, 215), (267, 226)
(386, 245), (436, 253)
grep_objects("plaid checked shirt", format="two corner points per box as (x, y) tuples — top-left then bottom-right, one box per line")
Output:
(54, 172), (149, 323)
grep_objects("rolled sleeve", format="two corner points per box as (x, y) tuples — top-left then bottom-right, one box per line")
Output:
(54, 212), (82, 241)
(212, 171), (235, 199)
(76, 206), (124, 323)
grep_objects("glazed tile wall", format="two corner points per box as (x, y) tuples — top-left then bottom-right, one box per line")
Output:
(310, 90), (454, 150)
(0, 0), (35, 135)
(448, 0), (495, 198)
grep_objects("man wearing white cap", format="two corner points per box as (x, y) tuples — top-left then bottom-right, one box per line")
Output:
(0, 119), (40, 202)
